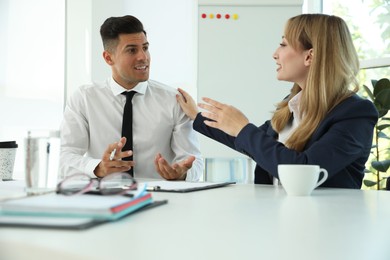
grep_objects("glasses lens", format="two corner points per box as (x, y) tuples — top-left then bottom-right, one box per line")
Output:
(100, 172), (137, 195)
(58, 174), (92, 195)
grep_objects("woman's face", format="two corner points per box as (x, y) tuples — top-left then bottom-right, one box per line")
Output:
(273, 37), (312, 89)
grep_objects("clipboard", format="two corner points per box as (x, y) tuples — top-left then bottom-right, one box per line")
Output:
(0, 200), (168, 230)
(145, 181), (236, 193)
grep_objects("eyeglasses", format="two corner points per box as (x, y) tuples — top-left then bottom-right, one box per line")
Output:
(56, 172), (137, 196)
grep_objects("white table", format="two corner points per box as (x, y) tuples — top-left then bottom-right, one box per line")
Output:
(0, 181), (389, 260)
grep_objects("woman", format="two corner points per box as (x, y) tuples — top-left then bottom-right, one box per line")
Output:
(177, 14), (378, 189)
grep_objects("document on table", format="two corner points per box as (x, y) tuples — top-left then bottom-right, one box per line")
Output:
(143, 180), (235, 193)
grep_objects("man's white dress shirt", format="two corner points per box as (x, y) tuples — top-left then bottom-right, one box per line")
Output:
(60, 78), (203, 181)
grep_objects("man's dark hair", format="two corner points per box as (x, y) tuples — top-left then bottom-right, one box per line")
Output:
(100, 15), (146, 52)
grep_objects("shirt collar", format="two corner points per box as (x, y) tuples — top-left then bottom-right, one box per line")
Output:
(288, 91), (302, 115)
(109, 77), (148, 96)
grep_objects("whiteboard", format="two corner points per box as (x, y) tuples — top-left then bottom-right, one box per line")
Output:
(197, 3), (301, 158)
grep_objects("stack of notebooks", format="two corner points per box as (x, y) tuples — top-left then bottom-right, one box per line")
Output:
(0, 184), (167, 230)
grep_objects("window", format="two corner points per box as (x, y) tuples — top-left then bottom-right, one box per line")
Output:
(0, 0), (65, 179)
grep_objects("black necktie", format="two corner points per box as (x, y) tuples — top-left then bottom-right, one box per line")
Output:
(121, 91), (137, 176)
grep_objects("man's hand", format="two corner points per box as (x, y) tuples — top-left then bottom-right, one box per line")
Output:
(94, 137), (135, 178)
(154, 153), (195, 180)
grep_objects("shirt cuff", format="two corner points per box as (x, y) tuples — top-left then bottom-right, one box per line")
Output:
(85, 159), (102, 177)
(184, 164), (202, 182)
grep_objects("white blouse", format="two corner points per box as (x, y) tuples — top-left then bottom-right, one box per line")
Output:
(274, 91), (302, 185)
(278, 91), (302, 144)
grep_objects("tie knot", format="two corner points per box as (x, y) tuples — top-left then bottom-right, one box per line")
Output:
(122, 91), (137, 101)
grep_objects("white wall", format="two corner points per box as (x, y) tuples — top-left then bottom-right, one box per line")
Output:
(65, 0), (92, 101)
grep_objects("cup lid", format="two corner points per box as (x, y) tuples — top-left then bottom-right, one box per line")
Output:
(0, 141), (18, 148)
(27, 130), (60, 138)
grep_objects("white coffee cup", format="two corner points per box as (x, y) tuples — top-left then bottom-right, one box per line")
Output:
(0, 141), (18, 181)
(278, 164), (328, 196)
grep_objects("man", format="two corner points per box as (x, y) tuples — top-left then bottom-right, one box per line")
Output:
(60, 15), (203, 181)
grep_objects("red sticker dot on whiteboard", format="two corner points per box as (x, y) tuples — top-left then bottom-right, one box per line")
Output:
(225, 14), (230, 19)
(201, 13), (207, 19)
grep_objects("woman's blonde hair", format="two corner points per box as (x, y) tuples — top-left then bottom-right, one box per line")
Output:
(271, 14), (360, 151)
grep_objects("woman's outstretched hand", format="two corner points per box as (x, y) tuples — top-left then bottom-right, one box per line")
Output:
(199, 97), (250, 137)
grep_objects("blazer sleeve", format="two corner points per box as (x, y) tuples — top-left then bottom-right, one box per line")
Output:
(193, 113), (277, 158)
(193, 113), (237, 151)
(234, 96), (378, 179)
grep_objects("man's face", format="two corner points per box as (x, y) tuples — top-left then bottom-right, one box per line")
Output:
(104, 32), (150, 89)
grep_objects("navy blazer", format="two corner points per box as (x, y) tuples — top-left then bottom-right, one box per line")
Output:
(193, 94), (378, 189)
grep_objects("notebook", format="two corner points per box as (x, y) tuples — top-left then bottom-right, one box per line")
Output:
(0, 200), (168, 230)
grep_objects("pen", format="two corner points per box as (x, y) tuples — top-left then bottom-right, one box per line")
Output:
(109, 148), (116, 161)
(146, 186), (161, 191)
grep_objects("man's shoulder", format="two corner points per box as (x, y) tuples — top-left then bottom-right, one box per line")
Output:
(78, 80), (109, 92)
(67, 80), (111, 104)
(70, 80), (111, 98)
(147, 80), (177, 96)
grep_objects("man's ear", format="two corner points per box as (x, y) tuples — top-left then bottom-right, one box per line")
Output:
(103, 50), (114, 65)
(304, 48), (313, 66)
